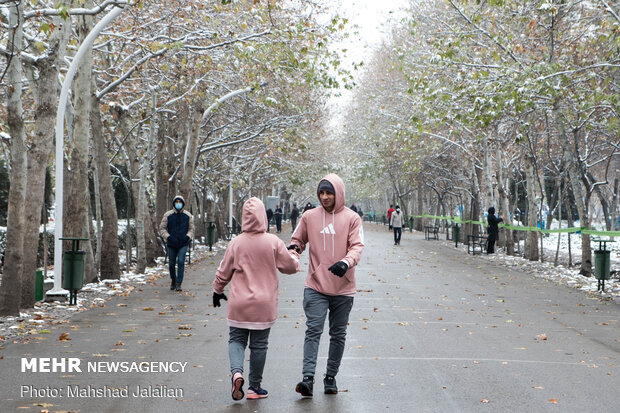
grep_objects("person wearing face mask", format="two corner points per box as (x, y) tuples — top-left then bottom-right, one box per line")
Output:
(159, 195), (194, 291)
(390, 205), (403, 245)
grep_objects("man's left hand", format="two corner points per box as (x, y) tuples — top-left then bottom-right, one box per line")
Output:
(328, 261), (348, 277)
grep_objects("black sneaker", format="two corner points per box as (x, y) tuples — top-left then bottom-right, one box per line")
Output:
(324, 375), (338, 394)
(170, 281), (176, 290)
(295, 376), (314, 397)
(175, 284), (182, 291)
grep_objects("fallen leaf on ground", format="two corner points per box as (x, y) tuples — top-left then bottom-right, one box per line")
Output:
(548, 398), (558, 404)
(536, 333), (548, 340)
(143, 307), (154, 311)
(480, 399), (489, 403)
(59, 332), (70, 341)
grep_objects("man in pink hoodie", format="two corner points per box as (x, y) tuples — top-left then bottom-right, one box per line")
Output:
(213, 197), (300, 401)
(288, 173), (364, 397)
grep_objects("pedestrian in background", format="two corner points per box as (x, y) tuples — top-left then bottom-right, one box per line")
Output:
(290, 203), (300, 232)
(390, 205), (403, 245)
(486, 207), (503, 254)
(159, 195), (194, 291)
(288, 173), (364, 397)
(303, 202), (314, 214)
(266, 208), (273, 232)
(213, 197), (300, 401)
(387, 204), (395, 230)
(274, 204), (283, 233)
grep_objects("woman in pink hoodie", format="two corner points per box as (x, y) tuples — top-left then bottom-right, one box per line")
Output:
(212, 197), (299, 401)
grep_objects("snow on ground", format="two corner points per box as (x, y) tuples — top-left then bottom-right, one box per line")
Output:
(0, 241), (228, 343)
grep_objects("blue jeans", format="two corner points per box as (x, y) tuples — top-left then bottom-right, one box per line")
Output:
(167, 244), (188, 285)
(229, 327), (271, 388)
(302, 288), (354, 377)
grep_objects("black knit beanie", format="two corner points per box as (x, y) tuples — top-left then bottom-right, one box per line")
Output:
(317, 179), (335, 195)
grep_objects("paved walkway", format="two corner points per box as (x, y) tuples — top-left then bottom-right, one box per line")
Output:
(1, 223), (618, 412)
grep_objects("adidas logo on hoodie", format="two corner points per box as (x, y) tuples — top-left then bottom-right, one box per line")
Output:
(320, 223), (336, 235)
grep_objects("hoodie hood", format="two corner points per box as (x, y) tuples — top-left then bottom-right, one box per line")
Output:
(316, 173), (346, 213)
(242, 197), (267, 234)
(172, 195), (185, 206)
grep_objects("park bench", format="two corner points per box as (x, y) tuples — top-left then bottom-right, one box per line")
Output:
(467, 234), (487, 255)
(424, 225), (440, 240)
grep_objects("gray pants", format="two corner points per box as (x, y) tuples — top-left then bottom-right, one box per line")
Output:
(229, 327), (271, 388)
(302, 287), (354, 377)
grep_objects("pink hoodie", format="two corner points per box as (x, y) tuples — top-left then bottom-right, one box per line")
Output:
(213, 197), (300, 329)
(291, 173), (364, 296)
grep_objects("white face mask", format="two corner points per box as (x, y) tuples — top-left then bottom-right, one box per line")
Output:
(174, 202), (183, 210)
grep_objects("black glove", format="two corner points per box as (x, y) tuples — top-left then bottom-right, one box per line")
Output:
(213, 292), (227, 307)
(287, 244), (301, 253)
(328, 261), (348, 277)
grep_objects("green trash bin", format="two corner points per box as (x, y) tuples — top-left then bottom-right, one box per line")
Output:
(593, 239), (614, 292)
(207, 221), (216, 251)
(594, 250), (610, 281)
(63, 250), (85, 291)
(453, 224), (460, 247)
(35, 270), (44, 301)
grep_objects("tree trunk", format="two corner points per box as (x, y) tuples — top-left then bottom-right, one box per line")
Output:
(136, 93), (157, 273)
(21, 60), (58, 307)
(0, 1), (26, 316)
(483, 134), (494, 209)
(65, 5), (96, 284)
(90, 91), (120, 280)
(20, 14), (70, 308)
(610, 156), (619, 235)
(155, 123), (169, 238)
(555, 108), (592, 275)
(179, 105), (202, 202)
(415, 186), (424, 231)
(497, 149), (513, 254)
(524, 154), (539, 261)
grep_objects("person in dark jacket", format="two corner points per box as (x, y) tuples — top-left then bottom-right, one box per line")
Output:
(266, 208), (273, 232)
(290, 204), (300, 232)
(274, 205), (283, 233)
(486, 206), (503, 254)
(159, 195), (194, 291)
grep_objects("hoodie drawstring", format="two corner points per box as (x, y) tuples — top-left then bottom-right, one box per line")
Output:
(321, 209), (336, 257)
(322, 210), (326, 252)
(332, 211), (335, 257)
